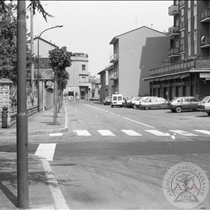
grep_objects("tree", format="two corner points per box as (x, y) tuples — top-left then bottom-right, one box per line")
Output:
(49, 46), (71, 123)
(0, 2), (32, 84)
(49, 46), (72, 91)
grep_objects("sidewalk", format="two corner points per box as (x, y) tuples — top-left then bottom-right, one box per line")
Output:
(0, 103), (69, 210)
(0, 103), (68, 136)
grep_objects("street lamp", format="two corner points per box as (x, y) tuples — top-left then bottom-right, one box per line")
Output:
(37, 25), (63, 112)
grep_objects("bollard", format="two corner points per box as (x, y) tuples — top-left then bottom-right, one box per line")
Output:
(2, 106), (8, 128)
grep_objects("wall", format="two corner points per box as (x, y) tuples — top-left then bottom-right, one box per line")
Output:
(118, 27), (170, 97)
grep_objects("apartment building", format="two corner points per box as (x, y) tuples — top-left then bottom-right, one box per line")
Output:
(143, 0), (210, 100)
(65, 53), (91, 100)
(109, 26), (170, 97)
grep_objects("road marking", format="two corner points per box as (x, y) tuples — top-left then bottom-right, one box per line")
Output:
(194, 130), (210, 136)
(39, 157), (69, 210)
(145, 130), (170, 136)
(121, 130), (142, 136)
(170, 130), (198, 136)
(35, 143), (57, 161)
(122, 117), (154, 128)
(73, 130), (91, 136)
(49, 133), (63, 137)
(98, 130), (115, 136)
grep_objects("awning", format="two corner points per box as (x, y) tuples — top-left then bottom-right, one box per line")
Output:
(180, 73), (190, 79)
(172, 74), (180, 79)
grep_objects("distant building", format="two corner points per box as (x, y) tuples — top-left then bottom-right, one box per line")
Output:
(65, 53), (91, 100)
(89, 75), (100, 100)
(109, 26), (170, 97)
(143, 0), (210, 100)
(98, 64), (114, 101)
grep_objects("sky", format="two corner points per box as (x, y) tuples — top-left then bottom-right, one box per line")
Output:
(27, 1), (173, 77)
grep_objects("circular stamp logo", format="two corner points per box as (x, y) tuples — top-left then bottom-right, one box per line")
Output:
(162, 162), (209, 209)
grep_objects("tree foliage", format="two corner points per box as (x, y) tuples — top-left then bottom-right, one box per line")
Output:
(49, 47), (72, 91)
(0, 2), (32, 84)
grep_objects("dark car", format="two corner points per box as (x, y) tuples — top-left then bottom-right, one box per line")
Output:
(168, 96), (200, 113)
(103, 96), (112, 105)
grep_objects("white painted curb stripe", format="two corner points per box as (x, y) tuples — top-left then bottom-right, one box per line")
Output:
(98, 130), (115, 136)
(194, 130), (210, 135)
(73, 130), (91, 136)
(170, 130), (198, 136)
(145, 130), (170, 136)
(39, 157), (69, 210)
(121, 130), (142, 136)
(35, 143), (57, 161)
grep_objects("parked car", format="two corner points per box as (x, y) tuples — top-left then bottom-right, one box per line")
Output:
(197, 96), (210, 116)
(134, 96), (157, 108)
(123, 96), (133, 108)
(111, 94), (123, 107)
(167, 96), (200, 113)
(103, 96), (112, 105)
(140, 97), (168, 110)
(130, 97), (141, 108)
(122, 96), (131, 107)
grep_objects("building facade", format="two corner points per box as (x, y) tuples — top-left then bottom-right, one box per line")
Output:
(98, 64), (115, 101)
(143, 0), (210, 100)
(65, 53), (91, 100)
(109, 26), (170, 97)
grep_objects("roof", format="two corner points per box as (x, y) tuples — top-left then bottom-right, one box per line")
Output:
(34, 37), (58, 48)
(97, 64), (114, 75)
(109, 25), (167, 44)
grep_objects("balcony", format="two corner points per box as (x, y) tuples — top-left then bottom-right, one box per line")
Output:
(180, 21), (185, 31)
(179, 0), (185, 8)
(180, 44), (185, 53)
(168, 5), (179, 16)
(169, 48), (180, 57)
(148, 59), (210, 77)
(110, 54), (118, 63)
(201, 9), (210, 23)
(201, 36), (210, 48)
(110, 72), (118, 80)
(168, 26), (179, 37)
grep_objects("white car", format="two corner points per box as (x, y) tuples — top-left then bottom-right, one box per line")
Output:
(198, 96), (210, 116)
(134, 96), (157, 108)
(139, 97), (168, 110)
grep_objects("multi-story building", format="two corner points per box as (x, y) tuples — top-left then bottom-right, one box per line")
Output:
(143, 0), (210, 100)
(65, 53), (91, 100)
(109, 26), (170, 97)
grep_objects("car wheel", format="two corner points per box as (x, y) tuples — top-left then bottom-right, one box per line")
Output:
(111, 105), (113, 108)
(207, 113), (210, 116)
(175, 106), (182, 113)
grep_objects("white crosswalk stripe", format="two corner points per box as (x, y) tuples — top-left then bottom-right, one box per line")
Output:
(145, 130), (170, 136)
(170, 130), (198, 136)
(98, 130), (115, 136)
(194, 130), (210, 135)
(121, 130), (142, 136)
(49, 133), (63, 137)
(73, 130), (91, 136)
(35, 143), (57, 161)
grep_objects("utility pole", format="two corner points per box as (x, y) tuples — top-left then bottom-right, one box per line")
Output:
(17, 0), (29, 208)
(30, 7), (34, 90)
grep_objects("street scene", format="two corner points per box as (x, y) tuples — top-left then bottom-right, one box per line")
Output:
(1, 0), (210, 210)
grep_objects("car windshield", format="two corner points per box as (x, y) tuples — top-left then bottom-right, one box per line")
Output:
(200, 96), (210, 103)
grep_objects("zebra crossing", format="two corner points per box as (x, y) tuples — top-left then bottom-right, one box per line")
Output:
(49, 129), (210, 139)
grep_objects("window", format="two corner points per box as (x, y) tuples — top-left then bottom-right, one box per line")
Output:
(82, 65), (86, 70)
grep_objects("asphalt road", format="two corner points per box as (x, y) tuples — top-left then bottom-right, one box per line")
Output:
(1, 101), (210, 209)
